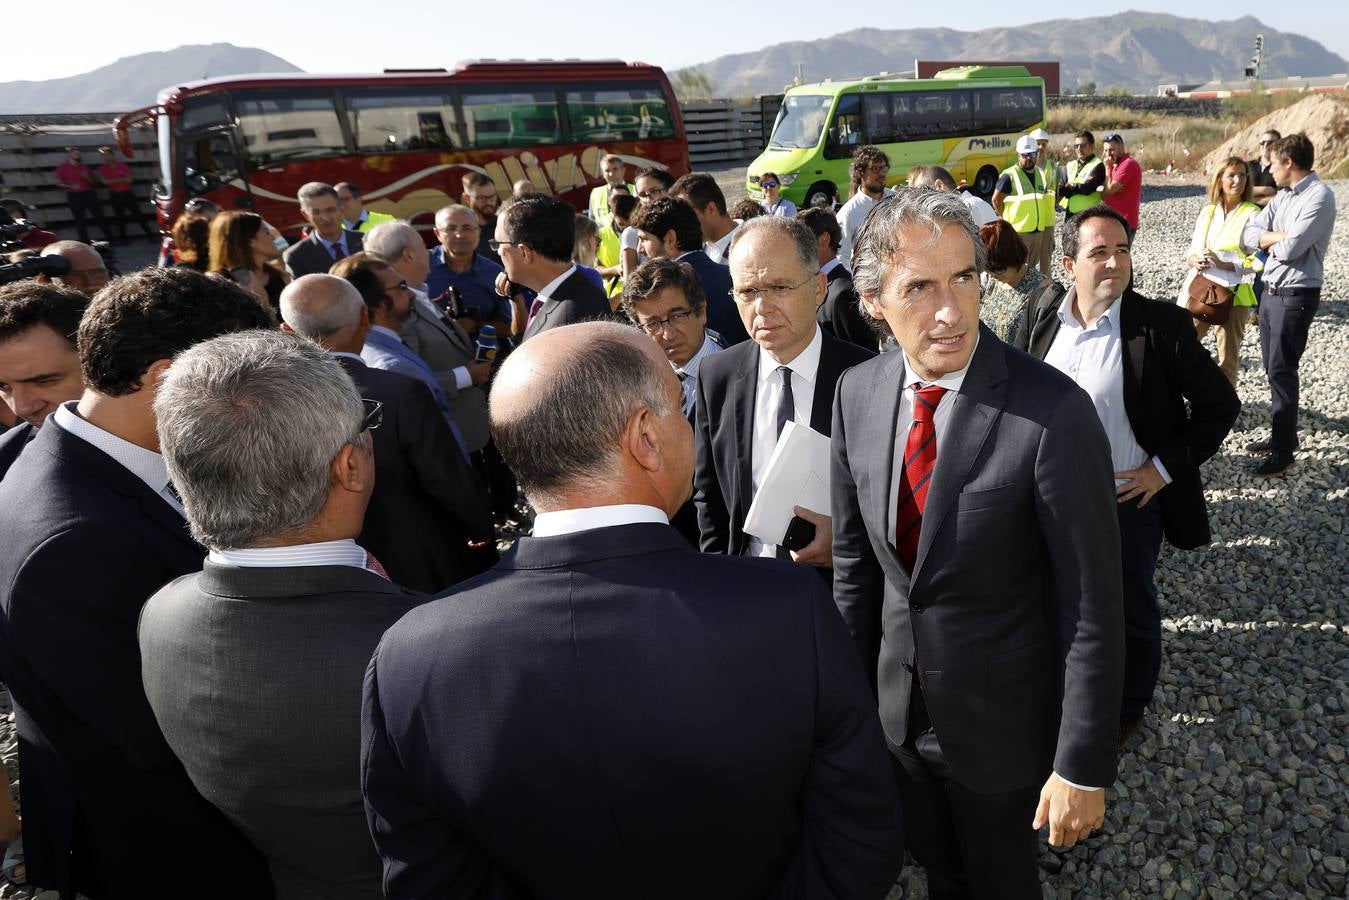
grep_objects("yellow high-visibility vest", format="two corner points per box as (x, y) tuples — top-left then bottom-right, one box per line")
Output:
(1059, 157), (1103, 213)
(999, 164), (1055, 233)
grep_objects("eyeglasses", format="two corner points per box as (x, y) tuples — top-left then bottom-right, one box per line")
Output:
(1019, 152), (1038, 158)
(359, 399), (383, 434)
(1073, 143), (1090, 149)
(384, 279), (411, 295)
(468, 192), (498, 203)
(487, 239), (523, 253)
(1259, 139), (1275, 146)
(730, 273), (817, 305)
(636, 187), (666, 201)
(636, 307), (695, 335)
(760, 181), (779, 189)
(865, 164), (890, 174)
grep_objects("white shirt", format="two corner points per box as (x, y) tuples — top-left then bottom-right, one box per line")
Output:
(748, 326), (823, 558)
(208, 539), (370, 569)
(620, 225), (641, 252)
(532, 503), (668, 537)
(836, 189), (895, 266)
(52, 401), (184, 515)
(704, 220), (742, 265)
(885, 342), (974, 543)
(1043, 293), (1171, 485)
(960, 190), (999, 227)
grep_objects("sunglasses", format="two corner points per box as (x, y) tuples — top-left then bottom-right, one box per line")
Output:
(1259, 139), (1275, 146)
(359, 399), (383, 434)
(760, 181), (779, 189)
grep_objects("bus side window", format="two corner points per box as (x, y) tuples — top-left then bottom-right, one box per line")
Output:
(824, 94), (862, 158)
(184, 133), (238, 194)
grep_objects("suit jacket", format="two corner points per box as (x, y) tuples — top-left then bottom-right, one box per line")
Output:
(337, 356), (493, 593)
(521, 267), (611, 341)
(831, 326), (1124, 793)
(817, 264), (878, 352)
(0, 421), (272, 898)
(400, 296), (491, 453)
(361, 522), (903, 899)
(282, 229), (364, 278)
(0, 421), (34, 480)
(681, 249), (748, 346)
(694, 329), (874, 556)
(1018, 288), (1240, 549)
(361, 326), (468, 457)
(139, 561), (426, 900)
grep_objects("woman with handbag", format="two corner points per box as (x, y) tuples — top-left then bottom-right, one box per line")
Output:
(1179, 157), (1262, 387)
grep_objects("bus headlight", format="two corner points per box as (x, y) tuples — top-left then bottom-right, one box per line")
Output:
(778, 173), (798, 185)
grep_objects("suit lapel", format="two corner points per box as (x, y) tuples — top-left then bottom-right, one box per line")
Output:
(913, 329), (1005, 579)
(868, 350), (907, 574)
(810, 333), (838, 433)
(1119, 291), (1147, 423)
(730, 347), (758, 553)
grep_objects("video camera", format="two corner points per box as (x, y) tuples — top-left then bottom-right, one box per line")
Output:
(0, 254), (70, 286)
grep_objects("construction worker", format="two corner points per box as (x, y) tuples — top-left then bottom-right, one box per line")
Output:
(992, 135), (1057, 275)
(1030, 127), (1059, 197)
(335, 183), (395, 233)
(588, 153), (631, 226)
(1057, 130), (1105, 219)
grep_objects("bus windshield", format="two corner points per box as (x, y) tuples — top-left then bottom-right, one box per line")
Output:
(769, 95), (833, 149)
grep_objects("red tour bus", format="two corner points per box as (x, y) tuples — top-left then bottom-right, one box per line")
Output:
(114, 60), (690, 252)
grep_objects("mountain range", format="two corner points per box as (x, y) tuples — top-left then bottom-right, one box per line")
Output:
(0, 44), (301, 114)
(674, 13), (1349, 97)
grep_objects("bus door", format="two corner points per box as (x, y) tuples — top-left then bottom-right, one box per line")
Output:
(175, 95), (255, 212)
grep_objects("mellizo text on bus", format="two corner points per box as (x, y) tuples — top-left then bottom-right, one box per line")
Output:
(746, 65), (1046, 210)
(114, 60), (691, 262)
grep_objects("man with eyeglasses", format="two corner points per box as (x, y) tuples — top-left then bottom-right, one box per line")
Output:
(1102, 133), (1142, 239)
(461, 172), (502, 263)
(35, 240), (109, 297)
(631, 197), (745, 345)
(991, 136), (1057, 275)
(0, 269), (275, 898)
(1058, 130), (1105, 219)
(425, 204), (511, 338)
(835, 146), (895, 267)
(495, 195), (610, 342)
(1248, 129), (1281, 208)
(693, 216), (873, 570)
(138, 329), (429, 900)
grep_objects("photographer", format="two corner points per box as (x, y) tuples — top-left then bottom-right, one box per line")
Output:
(0, 202), (58, 253)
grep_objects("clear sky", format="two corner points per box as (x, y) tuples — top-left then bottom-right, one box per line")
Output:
(3, 2), (1346, 83)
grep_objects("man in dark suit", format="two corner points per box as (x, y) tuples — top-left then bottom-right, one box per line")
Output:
(281, 274), (494, 593)
(1017, 205), (1239, 743)
(832, 188), (1125, 899)
(797, 207), (878, 351)
(694, 216), (873, 567)
(361, 320), (903, 898)
(494, 194), (609, 341)
(283, 182), (364, 278)
(0, 282), (89, 478)
(0, 269), (274, 899)
(139, 329), (426, 900)
(631, 197), (747, 344)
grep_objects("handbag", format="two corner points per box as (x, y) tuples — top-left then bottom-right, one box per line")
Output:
(1186, 272), (1234, 326)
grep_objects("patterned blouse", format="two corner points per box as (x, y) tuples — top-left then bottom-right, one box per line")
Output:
(981, 266), (1049, 345)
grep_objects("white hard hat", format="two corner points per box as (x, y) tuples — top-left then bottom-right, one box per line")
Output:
(1016, 135), (1039, 155)
(1030, 127), (1051, 142)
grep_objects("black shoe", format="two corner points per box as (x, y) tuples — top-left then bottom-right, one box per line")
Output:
(1253, 452), (1295, 476)
(1245, 438), (1274, 454)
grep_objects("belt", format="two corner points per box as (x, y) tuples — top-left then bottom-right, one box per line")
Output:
(1266, 285), (1320, 296)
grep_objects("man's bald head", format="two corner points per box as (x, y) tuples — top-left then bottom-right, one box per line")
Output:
(279, 274), (367, 351)
(491, 322), (685, 510)
(39, 241), (108, 297)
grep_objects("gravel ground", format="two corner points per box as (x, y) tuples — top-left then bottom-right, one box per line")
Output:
(3, 176), (1345, 899)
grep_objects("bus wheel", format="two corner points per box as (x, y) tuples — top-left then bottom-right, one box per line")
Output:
(971, 166), (999, 200)
(804, 182), (837, 210)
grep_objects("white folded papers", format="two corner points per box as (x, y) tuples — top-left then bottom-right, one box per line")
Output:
(744, 421), (832, 545)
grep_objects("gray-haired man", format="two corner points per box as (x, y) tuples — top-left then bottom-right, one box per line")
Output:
(283, 182), (365, 278)
(831, 188), (1124, 897)
(138, 329), (426, 899)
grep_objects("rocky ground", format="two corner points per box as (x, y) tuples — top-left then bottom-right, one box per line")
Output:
(3, 179), (1345, 899)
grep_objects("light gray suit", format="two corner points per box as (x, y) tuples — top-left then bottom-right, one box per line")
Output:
(138, 561), (426, 900)
(400, 296), (490, 453)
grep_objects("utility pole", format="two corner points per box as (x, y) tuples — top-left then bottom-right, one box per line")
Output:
(1245, 34), (1264, 80)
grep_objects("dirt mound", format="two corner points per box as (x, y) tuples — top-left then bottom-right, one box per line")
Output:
(1202, 93), (1349, 177)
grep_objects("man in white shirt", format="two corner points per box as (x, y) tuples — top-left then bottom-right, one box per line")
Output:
(140, 329), (425, 900)
(1019, 205), (1238, 746)
(693, 216), (873, 567)
(835, 145), (896, 266)
(908, 164), (999, 227)
(670, 172), (740, 265)
(0, 268), (275, 897)
(359, 320), (903, 898)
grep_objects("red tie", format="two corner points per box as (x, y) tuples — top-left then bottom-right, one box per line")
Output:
(895, 384), (947, 571)
(364, 551), (389, 580)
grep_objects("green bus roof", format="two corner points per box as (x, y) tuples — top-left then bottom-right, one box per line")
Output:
(785, 65), (1036, 94)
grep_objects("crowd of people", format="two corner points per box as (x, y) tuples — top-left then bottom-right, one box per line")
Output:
(0, 125), (1334, 899)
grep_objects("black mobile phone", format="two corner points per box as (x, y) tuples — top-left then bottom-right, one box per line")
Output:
(780, 515), (816, 552)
